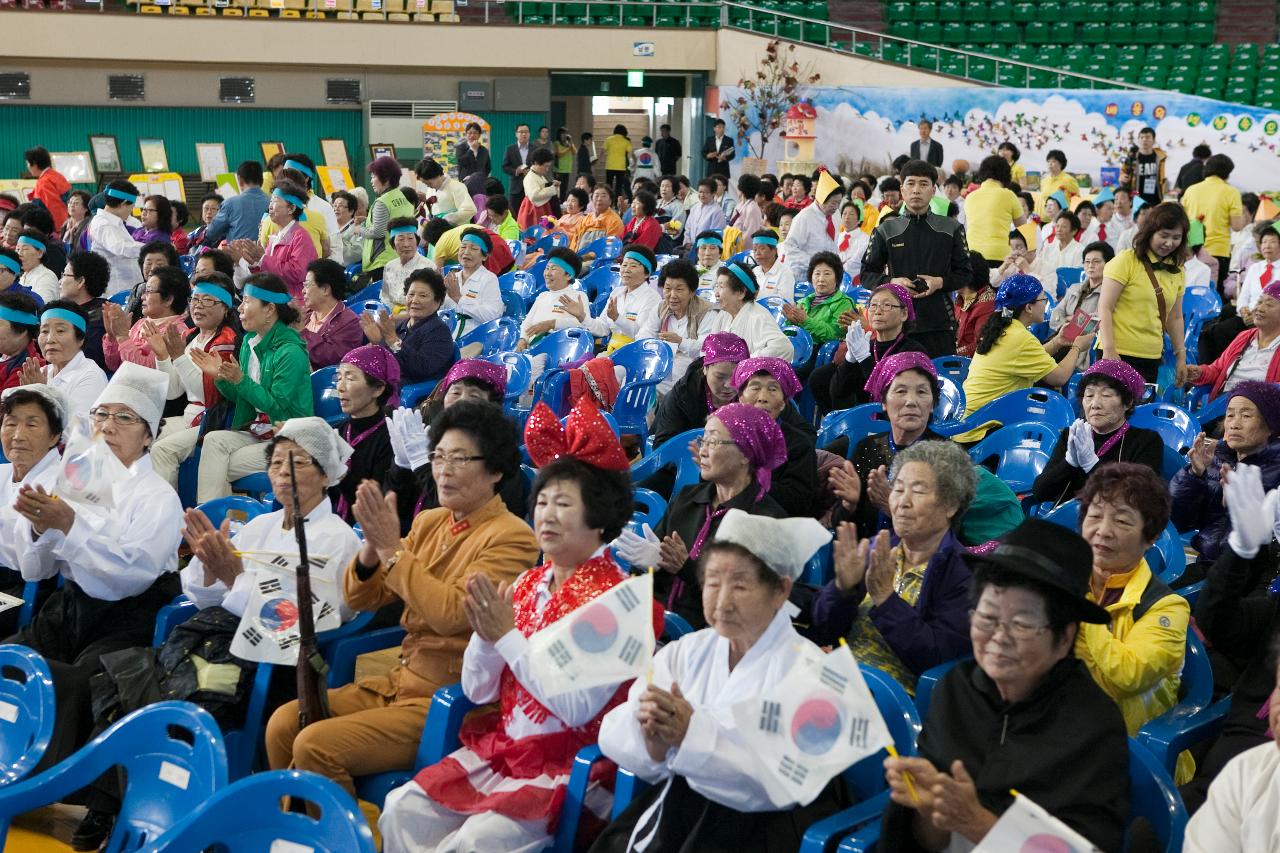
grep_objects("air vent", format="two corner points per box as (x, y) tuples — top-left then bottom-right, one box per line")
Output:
(0, 72), (31, 101)
(108, 74), (145, 102)
(367, 99), (457, 118)
(326, 78), (362, 105)
(219, 76), (255, 104)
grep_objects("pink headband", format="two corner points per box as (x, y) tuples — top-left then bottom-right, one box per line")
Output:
(702, 331), (749, 365)
(864, 351), (937, 403)
(709, 403), (788, 495)
(732, 357), (802, 400)
(341, 344), (401, 407)
(440, 359), (507, 398)
(874, 283), (916, 322)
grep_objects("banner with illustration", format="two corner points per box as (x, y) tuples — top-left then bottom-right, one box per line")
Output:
(718, 86), (1280, 192)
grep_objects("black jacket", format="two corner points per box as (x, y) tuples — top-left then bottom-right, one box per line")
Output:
(1030, 423), (1164, 505)
(861, 211), (972, 335)
(909, 138), (944, 168)
(655, 481), (786, 627)
(774, 405), (819, 518)
(701, 135), (734, 178)
(1175, 159), (1205, 194)
(881, 658), (1129, 853)
(395, 313), (456, 384)
(652, 357), (714, 449)
(455, 142), (491, 183)
(654, 135), (683, 176)
(501, 143), (533, 202)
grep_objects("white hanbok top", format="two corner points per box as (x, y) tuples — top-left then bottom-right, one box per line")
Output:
(599, 608), (820, 830)
(0, 449), (60, 572)
(838, 228), (870, 281)
(444, 266), (504, 336)
(1031, 237), (1085, 283)
(782, 203), (837, 283)
(706, 301), (794, 361)
(1237, 257), (1278, 311)
(584, 282), (662, 341)
(520, 288), (591, 341)
(752, 261), (796, 302)
(381, 252), (436, 309)
(635, 306), (719, 394)
(88, 210), (143, 296)
(44, 351), (109, 430)
(11, 454), (182, 602)
(182, 501), (359, 622)
(20, 265), (58, 304)
(1185, 740), (1280, 853)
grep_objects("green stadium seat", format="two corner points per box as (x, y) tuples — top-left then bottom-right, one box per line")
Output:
(967, 20), (992, 41)
(886, 2), (911, 21)
(880, 41), (905, 62)
(1035, 45), (1064, 64)
(806, 0), (828, 17)
(1080, 21), (1107, 43)
(988, 0), (1013, 18)
(992, 21), (1019, 43)
(962, 0), (985, 21)
(1225, 84), (1256, 103)
(1009, 44), (1036, 61)
(998, 65), (1031, 86)
(917, 20), (942, 41)
(1062, 0), (1088, 22)
(803, 21), (829, 41)
(1029, 68), (1059, 87)
(1164, 0), (1188, 20)
(909, 45), (940, 67)
(913, 1), (937, 20)
(779, 18), (803, 38)
(1111, 1), (1136, 22)
(941, 21), (968, 43)
(1109, 22), (1134, 43)
(1034, 0), (1060, 22)
(1198, 81), (1225, 99)
(968, 57), (997, 82)
(1187, 21), (1214, 44)
(1189, 0), (1214, 22)
(1024, 20), (1050, 44)
(938, 0), (963, 21)
(1163, 22), (1186, 43)
(1011, 1), (1035, 22)
(888, 19), (916, 39)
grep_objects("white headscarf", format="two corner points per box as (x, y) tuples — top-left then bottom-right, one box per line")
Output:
(275, 417), (354, 486)
(712, 509), (832, 581)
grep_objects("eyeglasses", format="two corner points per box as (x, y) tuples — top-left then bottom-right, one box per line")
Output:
(190, 296), (225, 309)
(969, 609), (1049, 641)
(142, 208), (160, 214)
(867, 302), (904, 313)
(89, 407), (143, 427)
(695, 437), (737, 450)
(429, 452), (484, 470)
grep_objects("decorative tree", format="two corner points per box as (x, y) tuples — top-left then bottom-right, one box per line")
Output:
(720, 39), (822, 160)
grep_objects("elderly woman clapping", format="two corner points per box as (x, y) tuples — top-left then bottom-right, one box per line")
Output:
(594, 510), (842, 852)
(880, 519), (1130, 852)
(810, 441), (976, 690)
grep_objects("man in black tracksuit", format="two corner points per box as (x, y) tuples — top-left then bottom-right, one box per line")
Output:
(860, 159), (972, 357)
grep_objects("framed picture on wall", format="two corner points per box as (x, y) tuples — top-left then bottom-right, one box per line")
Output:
(50, 152), (95, 184)
(260, 141), (286, 163)
(195, 143), (228, 182)
(369, 143), (397, 161)
(89, 134), (122, 174)
(138, 138), (169, 173)
(320, 138), (350, 170)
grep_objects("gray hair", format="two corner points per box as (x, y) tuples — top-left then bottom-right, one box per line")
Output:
(888, 440), (977, 523)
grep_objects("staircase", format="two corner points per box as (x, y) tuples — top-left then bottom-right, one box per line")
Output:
(1215, 0), (1277, 44)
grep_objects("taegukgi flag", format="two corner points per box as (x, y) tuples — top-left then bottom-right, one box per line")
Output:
(973, 790), (1103, 853)
(526, 571), (655, 697)
(731, 642), (894, 805)
(229, 551), (343, 666)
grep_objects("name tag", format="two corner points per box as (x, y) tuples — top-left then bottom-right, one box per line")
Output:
(464, 288), (479, 299)
(626, 312), (638, 321)
(891, 241), (906, 249)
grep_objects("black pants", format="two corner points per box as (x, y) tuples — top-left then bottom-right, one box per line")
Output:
(1213, 256), (1231, 299)
(912, 328), (957, 358)
(1119, 354), (1163, 383)
(555, 172), (571, 200)
(606, 169), (630, 200)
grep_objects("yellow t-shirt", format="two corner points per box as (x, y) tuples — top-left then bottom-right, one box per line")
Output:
(964, 180), (1025, 262)
(1102, 249), (1186, 361)
(1010, 162), (1027, 188)
(955, 321), (1058, 442)
(259, 214), (325, 256)
(603, 134), (632, 171)
(1180, 175), (1243, 257)
(1039, 172), (1079, 213)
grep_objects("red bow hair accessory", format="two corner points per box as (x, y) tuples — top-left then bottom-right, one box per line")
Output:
(523, 397), (631, 471)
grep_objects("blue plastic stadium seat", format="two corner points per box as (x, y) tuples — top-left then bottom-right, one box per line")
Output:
(311, 365), (344, 427)
(966, 420), (1059, 493)
(0, 646), (54, 788)
(817, 404), (890, 451)
(1130, 403), (1201, 454)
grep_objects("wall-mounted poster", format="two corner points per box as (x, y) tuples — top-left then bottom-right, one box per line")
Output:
(260, 141), (286, 163)
(421, 112), (490, 174)
(320, 138), (350, 170)
(138, 138), (169, 173)
(89, 134), (122, 173)
(196, 143), (228, 182)
(369, 143), (397, 161)
(50, 152), (95, 184)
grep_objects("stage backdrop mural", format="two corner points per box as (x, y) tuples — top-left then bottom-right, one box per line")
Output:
(719, 86), (1280, 192)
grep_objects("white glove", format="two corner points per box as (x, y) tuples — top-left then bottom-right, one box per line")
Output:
(1065, 419), (1100, 472)
(844, 321), (871, 363)
(611, 523), (661, 568)
(1226, 464), (1280, 558)
(390, 407), (431, 471)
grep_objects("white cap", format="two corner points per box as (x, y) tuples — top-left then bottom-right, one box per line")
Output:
(712, 509), (832, 581)
(92, 362), (169, 436)
(275, 417), (353, 486)
(1, 384), (70, 437)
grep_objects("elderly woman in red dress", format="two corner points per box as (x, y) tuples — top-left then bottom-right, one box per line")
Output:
(379, 397), (664, 853)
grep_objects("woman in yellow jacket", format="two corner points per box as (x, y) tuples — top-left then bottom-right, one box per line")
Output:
(603, 124), (634, 202)
(1076, 462), (1193, 784)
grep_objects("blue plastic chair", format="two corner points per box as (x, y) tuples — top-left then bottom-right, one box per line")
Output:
(931, 355), (970, 386)
(1055, 266), (1083, 298)
(631, 428), (704, 496)
(0, 645), (54, 787)
(1041, 498), (1080, 529)
(437, 307), (458, 334)
(1135, 632), (1213, 778)
(662, 611), (694, 639)
(933, 387), (1074, 438)
(400, 379), (439, 409)
(311, 365), (344, 427)
(501, 289), (526, 321)
(107, 290), (130, 306)
(1130, 403), (1201, 454)
(343, 281), (383, 308)
(784, 326), (814, 370)
(481, 351), (534, 406)
(343, 262), (363, 286)
(507, 238), (527, 267)
(0, 702), (227, 851)
(353, 299), (391, 318)
(816, 339), (840, 369)
(611, 339), (674, 443)
(232, 472), (274, 502)
(580, 265), (619, 301)
(1181, 286), (1221, 328)
(195, 495), (269, 531)
(817, 404), (889, 452)
(135, 769), (375, 853)
(1127, 738), (1189, 852)
(522, 224), (547, 242)
(178, 255), (197, 276)
(458, 316), (519, 357)
(912, 657), (967, 719)
(583, 235), (624, 265)
(966, 420), (1059, 493)
(1149, 523), (1188, 586)
(934, 375), (965, 422)
(520, 328), (595, 412)
(799, 541), (834, 585)
(633, 487), (668, 529)
(760, 296), (788, 323)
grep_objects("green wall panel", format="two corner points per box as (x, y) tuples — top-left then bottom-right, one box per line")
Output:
(0, 105), (364, 188)
(478, 110), (548, 193)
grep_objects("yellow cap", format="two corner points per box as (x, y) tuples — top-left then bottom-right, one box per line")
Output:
(816, 170), (842, 204)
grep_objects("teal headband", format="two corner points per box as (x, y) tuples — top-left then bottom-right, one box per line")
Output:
(546, 256), (577, 279)
(283, 159), (315, 179)
(461, 233), (490, 252)
(623, 250), (654, 274)
(105, 187), (138, 205)
(696, 236), (723, 248)
(726, 262), (757, 294)
(0, 255), (18, 277)
(41, 307), (86, 332)
(389, 225), (418, 238)
(16, 235), (45, 253)
(0, 306), (39, 326)
(751, 234), (779, 246)
(245, 283), (292, 305)
(193, 282), (234, 308)
(272, 188), (309, 220)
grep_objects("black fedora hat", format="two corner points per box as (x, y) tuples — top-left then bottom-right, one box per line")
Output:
(963, 519), (1110, 624)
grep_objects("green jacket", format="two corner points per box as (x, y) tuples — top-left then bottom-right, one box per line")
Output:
(216, 320), (313, 429)
(799, 292), (856, 345)
(958, 466), (1025, 546)
(362, 187), (415, 271)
